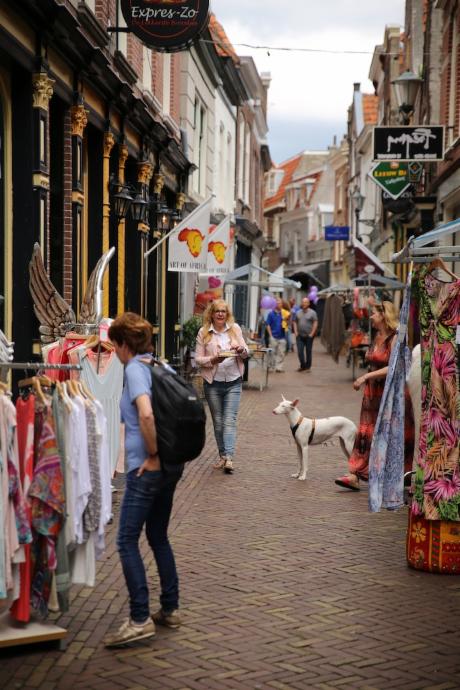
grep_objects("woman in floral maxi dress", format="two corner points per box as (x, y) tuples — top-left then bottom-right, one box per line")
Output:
(335, 301), (414, 491)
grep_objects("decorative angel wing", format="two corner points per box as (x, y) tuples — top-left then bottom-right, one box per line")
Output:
(29, 243), (76, 343)
(78, 247), (115, 325)
(0, 327), (14, 383)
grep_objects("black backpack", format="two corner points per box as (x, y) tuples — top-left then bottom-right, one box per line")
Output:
(144, 359), (206, 467)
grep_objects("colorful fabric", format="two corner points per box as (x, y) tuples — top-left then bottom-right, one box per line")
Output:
(349, 332), (414, 481)
(407, 511), (460, 573)
(368, 281), (414, 511)
(10, 395), (35, 621)
(411, 267), (460, 521)
(29, 405), (65, 617)
(8, 459), (32, 544)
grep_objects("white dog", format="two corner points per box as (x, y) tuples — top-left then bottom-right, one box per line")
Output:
(272, 396), (357, 481)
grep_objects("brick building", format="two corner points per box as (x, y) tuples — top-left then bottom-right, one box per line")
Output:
(0, 0), (194, 365)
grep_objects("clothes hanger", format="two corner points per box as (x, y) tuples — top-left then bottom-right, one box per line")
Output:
(0, 381), (9, 394)
(79, 381), (95, 401)
(56, 381), (72, 413)
(427, 257), (459, 281)
(18, 377), (48, 406)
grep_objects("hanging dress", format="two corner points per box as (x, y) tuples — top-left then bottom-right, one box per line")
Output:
(411, 266), (460, 521)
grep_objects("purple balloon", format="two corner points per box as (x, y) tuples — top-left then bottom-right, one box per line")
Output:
(261, 295), (275, 309)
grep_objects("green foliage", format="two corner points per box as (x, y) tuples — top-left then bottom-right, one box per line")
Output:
(438, 500), (460, 522)
(414, 466), (425, 505)
(181, 315), (202, 350)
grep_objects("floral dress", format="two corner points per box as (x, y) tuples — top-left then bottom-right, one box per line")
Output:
(411, 267), (460, 521)
(349, 332), (414, 481)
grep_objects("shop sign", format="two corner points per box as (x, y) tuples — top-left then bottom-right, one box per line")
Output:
(369, 162), (412, 200)
(120, 0), (210, 52)
(372, 126), (444, 162)
(324, 225), (349, 241)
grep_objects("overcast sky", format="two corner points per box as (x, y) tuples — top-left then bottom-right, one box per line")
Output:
(209, 0), (405, 164)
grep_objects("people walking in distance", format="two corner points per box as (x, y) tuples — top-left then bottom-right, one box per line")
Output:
(289, 297), (300, 352)
(195, 300), (248, 474)
(282, 299), (293, 352)
(335, 301), (414, 491)
(293, 297), (318, 372)
(104, 313), (184, 647)
(266, 297), (289, 372)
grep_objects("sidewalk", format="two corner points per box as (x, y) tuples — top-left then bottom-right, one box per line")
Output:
(2, 345), (460, 690)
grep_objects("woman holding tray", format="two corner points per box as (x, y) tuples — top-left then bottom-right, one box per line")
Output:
(195, 300), (249, 474)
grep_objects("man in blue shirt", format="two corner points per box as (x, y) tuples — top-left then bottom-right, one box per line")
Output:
(104, 312), (183, 648)
(266, 298), (287, 372)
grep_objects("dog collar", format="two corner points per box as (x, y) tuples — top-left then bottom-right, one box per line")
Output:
(290, 416), (316, 445)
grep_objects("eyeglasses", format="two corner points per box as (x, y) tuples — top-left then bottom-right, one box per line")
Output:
(214, 309), (227, 314)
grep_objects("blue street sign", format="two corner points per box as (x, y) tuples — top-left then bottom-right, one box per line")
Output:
(325, 225), (350, 241)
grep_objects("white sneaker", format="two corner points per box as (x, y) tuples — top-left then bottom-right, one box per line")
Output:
(104, 618), (155, 648)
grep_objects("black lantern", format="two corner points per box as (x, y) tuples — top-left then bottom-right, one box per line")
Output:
(131, 192), (149, 223)
(392, 71), (423, 124)
(113, 186), (133, 221)
(156, 203), (172, 233)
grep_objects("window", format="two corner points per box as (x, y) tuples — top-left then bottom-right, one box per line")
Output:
(237, 115), (244, 201)
(117, 1), (127, 55)
(226, 132), (232, 211)
(192, 97), (207, 196)
(243, 126), (250, 204)
(142, 46), (152, 93)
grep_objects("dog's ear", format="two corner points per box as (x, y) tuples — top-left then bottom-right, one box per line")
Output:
(292, 399), (299, 407)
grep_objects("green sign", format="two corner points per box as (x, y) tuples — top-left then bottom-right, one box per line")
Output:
(369, 162), (412, 200)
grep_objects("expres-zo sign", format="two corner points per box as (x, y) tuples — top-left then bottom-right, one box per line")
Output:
(373, 126), (444, 162)
(120, 0), (210, 52)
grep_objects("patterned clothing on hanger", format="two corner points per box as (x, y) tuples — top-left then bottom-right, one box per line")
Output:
(411, 266), (460, 521)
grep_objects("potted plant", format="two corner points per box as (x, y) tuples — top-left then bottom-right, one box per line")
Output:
(181, 315), (202, 377)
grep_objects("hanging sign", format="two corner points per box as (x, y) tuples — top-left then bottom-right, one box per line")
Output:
(324, 226), (349, 241)
(204, 216), (233, 275)
(372, 126), (444, 161)
(120, 0), (210, 52)
(168, 197), (211, 272)
(369, 162), (412, 200)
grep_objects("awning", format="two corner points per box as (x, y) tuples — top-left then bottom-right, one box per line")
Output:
(353, 238), (398, 278)
(353, 273), (405, 289)
(285, 262), (327, 288)
(318, 283), (351, 295)
(223, 263), (301, 289)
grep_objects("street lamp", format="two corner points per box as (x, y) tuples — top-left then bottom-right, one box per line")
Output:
(352, 189), (364, 242)
(392, 70), (423, 125)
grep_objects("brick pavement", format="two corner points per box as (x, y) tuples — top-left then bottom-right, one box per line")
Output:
(2, 345), (460, 690)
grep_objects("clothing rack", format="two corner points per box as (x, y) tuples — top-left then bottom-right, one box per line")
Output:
(392, 217), (460, 264)
(0, 362), (82, 371)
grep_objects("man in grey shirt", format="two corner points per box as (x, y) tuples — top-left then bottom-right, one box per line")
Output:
(292, 297), (318, 372)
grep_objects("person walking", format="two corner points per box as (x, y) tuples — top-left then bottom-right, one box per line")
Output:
(293, 297), (318, 372)
(104, 313), (184, 648)
(289, 297), (300, 352)
(195, 300), (248, 474)
(266, 298), (289, 372)
(334, 301), (414, 491)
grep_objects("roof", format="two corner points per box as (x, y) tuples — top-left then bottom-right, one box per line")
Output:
(208, 14), (239, 64)
(264, 154), (303, 210)
(362, 94), (378, 125)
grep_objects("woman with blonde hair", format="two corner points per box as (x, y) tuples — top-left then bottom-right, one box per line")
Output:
(335, 301), (414, 491)
(195, 300), (248, 474)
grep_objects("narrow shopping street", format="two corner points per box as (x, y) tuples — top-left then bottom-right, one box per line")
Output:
(1, 345), (460, 690)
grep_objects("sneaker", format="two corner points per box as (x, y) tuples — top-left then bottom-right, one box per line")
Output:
(104, 618), (155, 648)
(152, 608), (181, 629)
(224, 457), (234, 474)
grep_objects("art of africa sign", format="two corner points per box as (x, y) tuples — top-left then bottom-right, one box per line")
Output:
(120, 0), (210, 52)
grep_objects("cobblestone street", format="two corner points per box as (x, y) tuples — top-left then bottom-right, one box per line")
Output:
(2, 346), (460, 690)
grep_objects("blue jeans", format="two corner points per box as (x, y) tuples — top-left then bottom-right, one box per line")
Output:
(204, 377), (242, 458)
(117, 469), (182, 623)
(297, 335), (313, 370)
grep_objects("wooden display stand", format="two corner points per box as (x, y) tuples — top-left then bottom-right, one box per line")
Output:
(0, 611), (66, 650)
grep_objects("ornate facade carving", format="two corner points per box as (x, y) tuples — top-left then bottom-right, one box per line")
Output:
(153, 173), (165, 195)
(70, 104), (89, 138)
(176, 192), (186, 210)
(103, 131), (115, 157)
(118, 144), (129, 169)
(138, 161), (153, 185)
(32, 72), (55, 110)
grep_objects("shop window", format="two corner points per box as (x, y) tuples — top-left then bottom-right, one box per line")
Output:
(192, 97), (207, 197)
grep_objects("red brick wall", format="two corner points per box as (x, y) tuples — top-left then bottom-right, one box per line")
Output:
(63, 109), (73, 303)
(152, 52), (164, 104)
(170, 53), (181, 121)
(127, 34), (143, 79)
